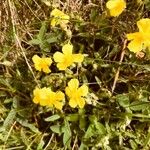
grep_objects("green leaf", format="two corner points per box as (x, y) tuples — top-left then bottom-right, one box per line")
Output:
(116, 94), (130, 108)
(143, 132), (150, 148)
(63, 120), (71, 148)
(37, 21), (47, 40)
(20, 128), (30, 146)
(50, 125), (62, 135)
(84, 124), (95, 139)
(45, 114), (60, 122)
(46, 37), (58, 43)
(37, 138), (45, 150)
(66, 114), (79, 122)
(95, 76), (102, 88)
(129, 101), (149, 111)
(16, 118), (40, 133)
(39, 41), (50, 52)
(79, 116), (86, 130)
(95, 122), (106, 135)
(3, 109), (16, 130)
(130, 139), (138, 149)
(79, 109), (86, 130)
(28, 39), (41, 45)
(79, 143), (89, 150)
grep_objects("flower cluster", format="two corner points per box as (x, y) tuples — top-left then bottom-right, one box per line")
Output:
(33, 79), (88, 110)
(32, 43), (84, 73)
(105, 1), (150, 53)
(32, 5), (150, 111)
(32, 43), (87, 110)
(127, 18), (150, 53)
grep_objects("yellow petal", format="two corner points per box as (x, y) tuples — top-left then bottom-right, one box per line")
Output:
(77, 98), (85, 108)
(32, 55), (41, 64)
(65, 87), (72, 97)
(33, 97), (39, 104)
(55, 91), (65, 100)
(62, 44), (73, 55)
(106, 0), (117, 9)
(78, 85), (88, 96)
(126, 32), (142, 40)
(53, 52), (64, 62)
(32, 55), (42, 71)
(69, 99), (77, 108)
(144, 40), (150, 48)
(57, 63), (68, 70)
(106, 0), (126, 17)
(137, 18), (150, 33)
(61, 14), (70, 24)
(127, 40), (143, 53)
(33, 88), (40, 104)
(54, 101), (63, 110)
(42, 67), (51, 73)
(44, 58), (52, 65)
(68, 79), (79, 90)
(50, 9), (69, 27)
(51, 18), (57, 27)
(51, 8), (64, 16)
(40, 88), (51, 106)
(73, 54), (84, 62)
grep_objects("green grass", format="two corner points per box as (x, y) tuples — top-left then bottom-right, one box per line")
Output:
(1, 0), (150, 149)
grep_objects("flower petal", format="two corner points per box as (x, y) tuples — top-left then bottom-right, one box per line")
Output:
(55, 91), (65, 100)
(42, 67), (51, 73)
(62, 44), (73, 55)
(65, 87), (72, 97)
(68, 79), (79, 90)
(106, 0), (126, 17)
(33, 88), (40, 104)
(127, 40), (143, 53)
(77, 98), (85, 108)
(69, 99), (77, 108)
(51, 18), (57, 27)
(73, 54), (84, 62)
(137, 18), (150, 33)
(44, 58), (52, 65)
(53, 52), (64, 62)
(78, 85), (88, 96)
(54, 101), (63, 110)
(32, 55), (41, 64)
(61, 14), (70, 24)
(57, 63), (67, 70)
(126, 32), (142, 40)
(106, 0), (118, 9)
(51, 8), (64, 16)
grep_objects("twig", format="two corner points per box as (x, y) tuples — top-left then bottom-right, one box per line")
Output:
(72, 135), (78, 150)
(111, 39), (127, 93)
(44, 133), (55, 150)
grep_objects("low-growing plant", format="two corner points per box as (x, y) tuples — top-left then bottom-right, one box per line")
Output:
(1, 0), (150, 149)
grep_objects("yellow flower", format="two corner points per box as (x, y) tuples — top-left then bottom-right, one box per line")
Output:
(32, 55), (52, 73)
(33, 87), (65, 110)
(50, 8), (70, 27)
(127, 18), (150, 53)
(65, 79), (88, 108)
(106, 0), (126, 17)
(53, 43), (84, 70)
